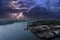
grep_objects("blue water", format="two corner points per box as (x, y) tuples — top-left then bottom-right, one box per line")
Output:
(0, 22), (39, 40)
(0, 22), (59, 40)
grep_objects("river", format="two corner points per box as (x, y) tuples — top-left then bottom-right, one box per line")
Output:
(0, 22), (59, 40)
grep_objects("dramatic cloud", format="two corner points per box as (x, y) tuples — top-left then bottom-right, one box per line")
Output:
(1, 0), (60, 12)
(0, 0), (60, 19)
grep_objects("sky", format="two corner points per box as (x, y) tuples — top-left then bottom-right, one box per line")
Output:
(1, 0), (60, 11)
(0, 0), (60, 19)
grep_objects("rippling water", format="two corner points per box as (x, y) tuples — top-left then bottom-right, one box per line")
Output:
(0, 22), (59, 40)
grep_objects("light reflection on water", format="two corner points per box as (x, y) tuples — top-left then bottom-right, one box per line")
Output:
(0, 22), (59, 40)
